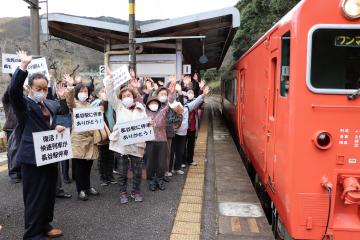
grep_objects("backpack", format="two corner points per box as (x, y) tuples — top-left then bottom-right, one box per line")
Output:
(7, 122), (25, 171)
(168, 108), (183, 129)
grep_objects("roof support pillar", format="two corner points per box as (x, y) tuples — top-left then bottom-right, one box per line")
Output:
(176, 39), (182, 81)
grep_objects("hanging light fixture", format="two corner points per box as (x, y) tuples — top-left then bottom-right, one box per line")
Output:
(199, 39), (208, 64)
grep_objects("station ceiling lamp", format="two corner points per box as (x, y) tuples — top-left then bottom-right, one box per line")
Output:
(342, 0), (360, 19)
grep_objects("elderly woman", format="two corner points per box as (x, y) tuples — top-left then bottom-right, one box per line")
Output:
(63, 74), (100, 201)
(104, 70), (148, 204)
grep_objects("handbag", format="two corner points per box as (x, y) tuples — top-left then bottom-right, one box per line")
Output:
(94, 123), (111, 144)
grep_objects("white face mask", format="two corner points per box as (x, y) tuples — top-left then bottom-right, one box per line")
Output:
(148, 103), (159, 112)
(122, 97), (134, 108)
(158, 96), (168, 103)
(78, 92), (88, 102)
(31, 91), (46, 103)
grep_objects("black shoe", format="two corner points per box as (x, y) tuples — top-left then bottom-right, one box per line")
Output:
(10, 178), (21, 184)
(78, 191), (88, 201)
(163, 176), (171, 183)
(149, 180), (156, 191)
(56, 192), (72, 199)
(63, 179), (72, 184)
(100, 180), (109, 186)
(157, 179), (166, 191)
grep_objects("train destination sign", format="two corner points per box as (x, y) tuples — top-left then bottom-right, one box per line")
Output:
(335, 35), (360, 47)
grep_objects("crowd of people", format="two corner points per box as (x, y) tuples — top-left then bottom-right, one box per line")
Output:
(4, 51), (209, 239)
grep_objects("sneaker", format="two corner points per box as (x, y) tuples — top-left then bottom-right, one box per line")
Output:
(78, 191), (88, 201)
(189, 162), (198, 166)
(119, 192), (129, 204)
(86, 188), (100, 196)
(149, 180), (157, 191)
(165, 172), (173, 177)
(181, 164), (186, 168)
(130, 191), (144, 202)
(100, 180), (109, 186)
(175, 170), (185, 175)
(113, 170), (119, 175)
(108, 178), (118, 184)
(157, 179), (166, 191)
(164, 176), (171, 182)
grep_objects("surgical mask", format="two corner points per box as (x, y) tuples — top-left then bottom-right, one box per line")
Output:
(148, 103), (159, 112)
(187, 94), (194, 100)
(78, 92), (88, 102)
(158, 96), (168, 103)
(122, 97), (134, 108)
(31, 91), (46, 103)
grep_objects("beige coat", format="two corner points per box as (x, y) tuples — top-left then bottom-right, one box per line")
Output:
(65, 88), (99, 160)
(105, 80), (148, 158)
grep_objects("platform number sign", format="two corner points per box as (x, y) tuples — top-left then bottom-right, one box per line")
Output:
(99, 65), (105, 76)
(183, 64), (191, 74)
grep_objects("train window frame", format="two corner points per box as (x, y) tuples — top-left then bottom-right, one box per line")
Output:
(222, 70), (237, 105)
(306, 24), (360, 94)
(280, 31), (291, 97)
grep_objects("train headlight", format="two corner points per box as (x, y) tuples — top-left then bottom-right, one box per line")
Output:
(342, 0), (360, 19)
(313, 131), (333, 150)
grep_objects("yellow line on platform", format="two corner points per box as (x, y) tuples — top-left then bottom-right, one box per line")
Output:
(0, 164), (7, 172)
(170, 109), (208, 240)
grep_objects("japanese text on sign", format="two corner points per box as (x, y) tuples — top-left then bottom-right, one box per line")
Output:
(73, 107), (104, 132)
(112, 65), (132, 89)
(118, 118), (155, 145)
(1, 54), (50, 79)
(335, 36), (360, 47)
(33, 128), (73, 167)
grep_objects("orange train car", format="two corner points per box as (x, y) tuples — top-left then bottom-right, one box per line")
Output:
(221, 0), (360, 239)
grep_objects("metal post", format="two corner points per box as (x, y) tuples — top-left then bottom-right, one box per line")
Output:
(176, 39), (183, 81)
(29, 0), (40, 56)
(128, 0), (136, 75)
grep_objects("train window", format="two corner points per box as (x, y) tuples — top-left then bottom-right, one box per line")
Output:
(280, 32), (290, 97)
(222, 70), (237, 104)
(309, 27), (360, 93)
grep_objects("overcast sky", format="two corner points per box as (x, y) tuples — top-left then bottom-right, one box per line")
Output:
(0, 0), (239, 20)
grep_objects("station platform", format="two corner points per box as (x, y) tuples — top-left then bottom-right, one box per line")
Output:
(0, 97), (273, 240)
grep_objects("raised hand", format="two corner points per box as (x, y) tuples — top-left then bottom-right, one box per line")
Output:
(56, 83), (66, 99)
(175, 83), (182, 93)
(199, 80), (206, 89)
(168, 82), (175, 94)
(203, 86), (210, 96)
(169, 75), (177, 84)
(62, 74), (74, 86)
(104, 66), (114, 85)
(183, 76), (191, 86)
(129, 78), (139, 89)
(153, 83), (159, 91)
(16, 50), (32, 71)
(130, 68), (136, 79)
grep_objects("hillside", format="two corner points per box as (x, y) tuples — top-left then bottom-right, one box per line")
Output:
(0, 16), (107, 100)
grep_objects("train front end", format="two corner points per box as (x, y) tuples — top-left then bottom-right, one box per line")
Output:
(292, 0), (360, 239)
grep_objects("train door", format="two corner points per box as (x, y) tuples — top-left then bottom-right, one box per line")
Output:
(238, 69), (246, 145)
(266, 52), (279, 192)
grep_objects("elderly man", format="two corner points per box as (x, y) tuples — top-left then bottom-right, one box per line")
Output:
(9, 51), (65, 240)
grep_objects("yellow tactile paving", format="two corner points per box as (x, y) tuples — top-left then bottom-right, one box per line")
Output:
(177, 203), (202, 213)
(172, 221), (201, 235)
(182, 189), (203, 197)
(175, 211), (202, 223)
(170, 110), (208, 240)
(0, 164), (7, 173)
(170, 234), (200, 240)
(180, 195), (203, 204)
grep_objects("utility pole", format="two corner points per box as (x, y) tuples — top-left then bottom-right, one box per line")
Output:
(128, 0), (136, 75)
(24, 0), (41, 56)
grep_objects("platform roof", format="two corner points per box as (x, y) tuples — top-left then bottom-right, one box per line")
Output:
(41, 7), (240, 70)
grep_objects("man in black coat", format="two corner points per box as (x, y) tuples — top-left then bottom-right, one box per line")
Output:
(9, 51), (65, 240)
